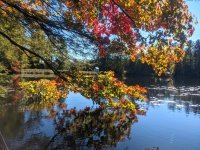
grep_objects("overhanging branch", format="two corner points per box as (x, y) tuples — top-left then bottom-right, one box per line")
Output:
(0, 30), (71, 81)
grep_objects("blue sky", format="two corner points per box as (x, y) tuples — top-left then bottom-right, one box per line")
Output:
(187, 0), (200, 41)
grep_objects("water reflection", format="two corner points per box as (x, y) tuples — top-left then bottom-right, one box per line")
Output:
(0, 80), (137, 150)
(46, 107), (135, 149)
(147, 85), (200, 115)
(1, 76), (200, 150)
(0, 106), (54, 149)
(0, 100), (136, 149)
(124, 76), (200, 115)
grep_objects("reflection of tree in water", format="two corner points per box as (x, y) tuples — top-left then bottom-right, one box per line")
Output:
(46, 107), (136, 150)
(0, 76), (145, 149)
(0, 107), (24, 138)
(1, 101), (137, 150)
(0, 105), (53, 150)
(148, 83), (200, 115)
(0, 78), (139, 150)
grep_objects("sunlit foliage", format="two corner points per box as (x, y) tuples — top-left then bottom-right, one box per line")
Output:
(19, 71), (146, 111)
(0, 0), (196, 76)
(19, 79), (68, 110)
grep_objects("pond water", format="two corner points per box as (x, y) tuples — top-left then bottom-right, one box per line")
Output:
(0, 76), (200, 150)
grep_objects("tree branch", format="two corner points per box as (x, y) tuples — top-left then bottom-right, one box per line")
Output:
(0, 30), (71, 80)
(111, 0), (136, 27)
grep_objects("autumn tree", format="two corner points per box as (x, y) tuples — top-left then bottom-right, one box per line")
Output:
(0, 6), (72, 72)
(174, 40), (200, 77)
(0, 0), (197, 111)
(0, 12), (29, 72)
(0, 0), (196, 76)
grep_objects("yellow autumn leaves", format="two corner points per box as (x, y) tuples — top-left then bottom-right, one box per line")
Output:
(139, 45), (185, 76)
(19, 79), (68, 110)
(19, 71), (147, 112)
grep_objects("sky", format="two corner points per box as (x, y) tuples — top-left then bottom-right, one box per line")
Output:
(187, 0), (200, 41)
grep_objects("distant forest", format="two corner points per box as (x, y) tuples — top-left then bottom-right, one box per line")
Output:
(95, 40), (200, 77)
(1, 33), (200, 78)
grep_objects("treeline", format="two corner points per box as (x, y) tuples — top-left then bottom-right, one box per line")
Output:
(94, 40), (200, 77)
(174, 40), (200, 77)
(0, 16), (71, 74)
(0, 16), (95, 74)
(1, 15), (200, 78)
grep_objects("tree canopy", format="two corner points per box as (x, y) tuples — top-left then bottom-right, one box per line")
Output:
(0, 0), (196, 76)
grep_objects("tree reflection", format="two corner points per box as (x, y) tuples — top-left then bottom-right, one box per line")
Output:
(1, 92), (138, 150)
(148, 83), (200, 115)
(14, 75), (143, 149)
(0, 105), (54, 150)
(46, 106), (136, 150)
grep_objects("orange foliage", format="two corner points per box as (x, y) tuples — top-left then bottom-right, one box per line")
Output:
(0, 0), (196, 76)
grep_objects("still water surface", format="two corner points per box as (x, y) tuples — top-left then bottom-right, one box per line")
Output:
(0, 77), (200, 150)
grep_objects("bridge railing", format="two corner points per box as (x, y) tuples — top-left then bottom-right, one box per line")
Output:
(21, 69), (54, 74)
(20, 69), (98, 78)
